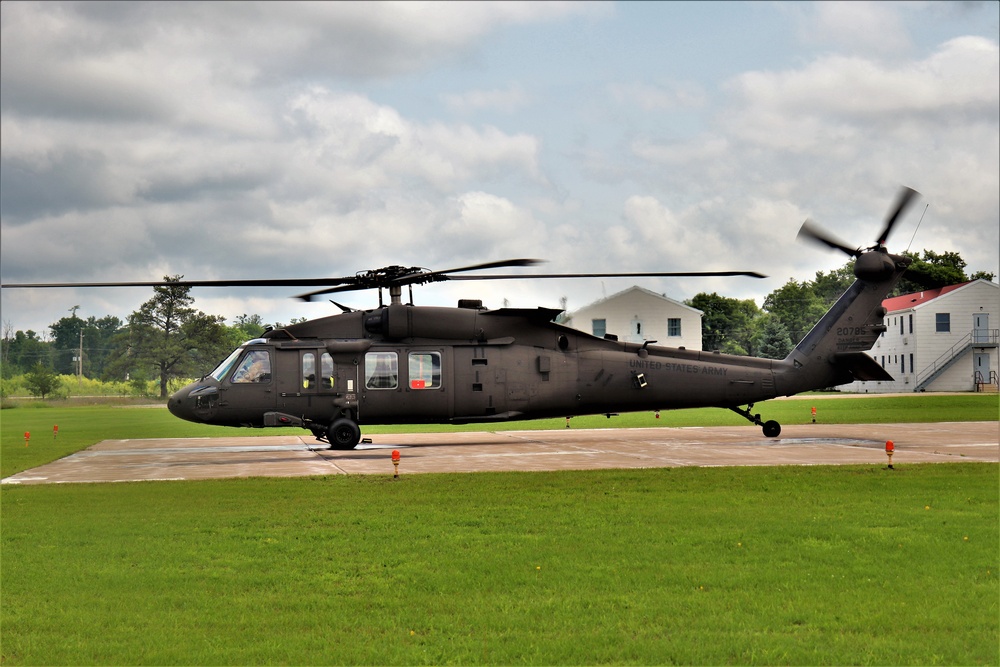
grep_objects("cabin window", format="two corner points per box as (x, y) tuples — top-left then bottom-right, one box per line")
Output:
(232, 350), (271, 383)
(408, 352), (442, 389)
(592, 319), (606, 338)
(302, 353), (316, 388)
(935, 313), (950, 333)
(321, 353), (334, 389)
(668, 318), (681, 336)
(365, 352), (398, 389)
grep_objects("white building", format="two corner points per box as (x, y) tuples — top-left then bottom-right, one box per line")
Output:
(561, 286), (704, 350)
(845, 279), (999, 393)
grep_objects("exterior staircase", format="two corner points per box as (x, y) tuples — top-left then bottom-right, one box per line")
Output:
(915, 329), (999, 392)
(975, 371), (999, 393)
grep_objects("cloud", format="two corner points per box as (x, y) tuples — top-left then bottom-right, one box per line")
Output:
(623, 34), (999, 281)
(1, 1), (995, 337)
(796, 1), (913, 55)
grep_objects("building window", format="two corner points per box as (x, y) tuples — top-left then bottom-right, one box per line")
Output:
(935, 313), (951, 333)
(901, 356), (905, 373)
(900, 317), (904, 335)
(668, 318), (681, 336)
(909, 354), (914, 375)
(908, 314), (913, 334)
(592, 319), (606, 338)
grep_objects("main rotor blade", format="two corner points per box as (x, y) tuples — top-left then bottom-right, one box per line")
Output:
(293, 269), (767, 301)
(445, 270), (768, 280)
(876, 186), (919, 246)
(395, 258), (545, 284)
(796, 219), (860, 258)
(0, 277), (360, 289)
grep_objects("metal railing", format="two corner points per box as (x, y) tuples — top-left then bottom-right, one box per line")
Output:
(915, 329), (999, 389)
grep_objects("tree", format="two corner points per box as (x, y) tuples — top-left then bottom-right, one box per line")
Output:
(895, 249), (968, 294)
(223, 313), (266, 349)
(49, 312), (85, 375)
(763, 279), (827, 345)
(686, 292), (760, 354)
(0, 329), (52, 376)
(24, 362), (60, 399)
(117, 277), (230, 398)
(752, 314), (793, 360)
(810, 264), (856, 307)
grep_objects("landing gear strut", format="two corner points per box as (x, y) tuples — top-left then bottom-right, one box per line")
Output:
(730, 403), (781, 438)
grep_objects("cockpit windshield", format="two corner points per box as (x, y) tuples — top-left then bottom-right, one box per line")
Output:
(209, 339), (267, 382)
(209, 347), (244, 382)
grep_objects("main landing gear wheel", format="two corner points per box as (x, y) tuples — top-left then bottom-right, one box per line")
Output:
(729, 404), (782, 438)
(328, 418), (361, 450)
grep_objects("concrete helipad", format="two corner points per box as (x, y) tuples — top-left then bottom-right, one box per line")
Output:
(3, 422), (997, 485)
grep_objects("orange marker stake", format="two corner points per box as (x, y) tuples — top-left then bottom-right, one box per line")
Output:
(24, 431), (30, 447)
(54, 424), (59, 439)
(811, 406), (817, 423)
(391, 450), (401, 479)
(885, 440), (895, 469)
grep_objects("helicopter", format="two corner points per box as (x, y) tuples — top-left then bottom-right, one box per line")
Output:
(2, 188), (919, 449)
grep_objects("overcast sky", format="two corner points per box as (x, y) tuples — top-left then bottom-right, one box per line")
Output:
(2, 1), (998, 339)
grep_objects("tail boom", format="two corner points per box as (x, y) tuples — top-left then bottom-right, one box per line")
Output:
(777, 251), (911, 394)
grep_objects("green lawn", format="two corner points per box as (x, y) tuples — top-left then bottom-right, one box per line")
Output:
(1, 395), (997, 664)
(2, 465), (996, 665)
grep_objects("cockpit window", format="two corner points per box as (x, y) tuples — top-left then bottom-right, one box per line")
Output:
(232, 350), (271, 383)
(209, 347), (244, 382)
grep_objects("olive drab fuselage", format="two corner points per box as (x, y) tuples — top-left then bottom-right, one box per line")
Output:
(168, 250), (912, 447)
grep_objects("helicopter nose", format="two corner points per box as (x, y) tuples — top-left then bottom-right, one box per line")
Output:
(168, 383), (219, 423)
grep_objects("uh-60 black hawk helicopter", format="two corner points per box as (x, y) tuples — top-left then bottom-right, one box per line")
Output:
(3, 188), (919, 449)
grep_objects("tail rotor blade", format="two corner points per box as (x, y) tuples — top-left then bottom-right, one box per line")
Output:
(876, 186), (919, 246)
(796, 219), (860, 258)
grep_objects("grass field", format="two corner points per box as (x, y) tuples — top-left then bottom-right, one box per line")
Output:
(2, 466), (997, 665)
(1, 393), (997, 478)
(1, 394), (998, 665)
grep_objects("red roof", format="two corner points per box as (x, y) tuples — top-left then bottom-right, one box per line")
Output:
(881, 281), (972, 312)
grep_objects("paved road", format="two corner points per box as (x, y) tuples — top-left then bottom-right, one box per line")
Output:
(3, 422), (996, 485)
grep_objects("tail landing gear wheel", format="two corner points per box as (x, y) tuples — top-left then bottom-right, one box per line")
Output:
(729, 404), (781, 438)
(328, 418), (361, 450)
